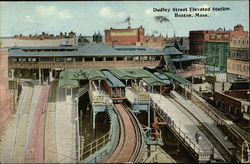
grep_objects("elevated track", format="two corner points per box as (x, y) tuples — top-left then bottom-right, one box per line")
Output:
(105, 103), (144, 163)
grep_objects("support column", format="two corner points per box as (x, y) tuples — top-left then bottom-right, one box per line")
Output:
(98, 80), (101, 92)
(49, 69), (53, 83)
(39, 68), (41, 86)
(11, 69), (15, 80)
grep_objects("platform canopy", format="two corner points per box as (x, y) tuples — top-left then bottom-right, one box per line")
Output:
(59, 68), (107, 88)
(59, 69), (79, 88)
(143, 70), (166, 86)
(163, 72), (191, 85)
(109, 68), (150, 80)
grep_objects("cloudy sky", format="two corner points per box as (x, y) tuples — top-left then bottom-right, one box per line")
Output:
(0, 1), (249, 37)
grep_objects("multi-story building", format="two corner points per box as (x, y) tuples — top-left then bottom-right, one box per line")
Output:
(105, 26), (144, 45)
(227, 36), (249, 82)
(142, 34), (169, 49)
(214, 89), (250, 128)
(189, 24), (248, 72)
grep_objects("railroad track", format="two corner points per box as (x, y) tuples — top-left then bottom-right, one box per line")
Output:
(166, 93), (236, 163)
(105, 103), (144, 163)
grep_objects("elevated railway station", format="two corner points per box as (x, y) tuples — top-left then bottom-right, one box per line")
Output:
(2, 43), (249, 163)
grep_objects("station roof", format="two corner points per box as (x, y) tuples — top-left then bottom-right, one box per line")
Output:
(171, 55), (206, 62)
(160, 44), (183, 55)
(109, 68), (150, 80)
(143, 70), (166, 86)
(59, 68), (107, 88)
(62, 68), (107, 80)
(102, 70), (125, 87)
(153, 72), (171, 85)
(163, 72), (191, 85)
(8, 43), (183, 57)
(59, 69), (79, 88)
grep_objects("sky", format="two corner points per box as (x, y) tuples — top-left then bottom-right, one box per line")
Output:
(0, 1), (249, 37)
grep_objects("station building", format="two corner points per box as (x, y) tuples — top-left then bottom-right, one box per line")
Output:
(7, 43), (205, 86)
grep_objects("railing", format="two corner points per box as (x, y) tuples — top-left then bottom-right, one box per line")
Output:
(151, 98), (214, 161)
(80, 129), (112, 160)
(131, 84), (150, 101)
(80, 105), (120, 163)
(144, 152), (158, 163)
(9, 60), (162, 69)
(78, 84), (89, 98)
(176, 64), (205, 78)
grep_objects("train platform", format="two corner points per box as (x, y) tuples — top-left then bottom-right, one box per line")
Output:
(126, 87), (140, 103)
(149, 92), (223, 160)
(53, 87), (78, 163)
(170, 91), (235, 150)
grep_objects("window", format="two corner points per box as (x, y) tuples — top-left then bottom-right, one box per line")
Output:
(55, 58), (64, 62)
(32, 58), (38, 62)
(106, 57), (113, 61)
(155, 56), (161, 60)
(127, 57), (133, 61)
(117, 57), (123, 61)
(95, 57), (103, 61)
(75, 57), (83, 62)
(66, 58), (73, 62)
(85, 57), (93, 61)
(40, 58), (53, 62)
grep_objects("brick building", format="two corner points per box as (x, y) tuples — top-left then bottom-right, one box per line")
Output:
(142, 34), (169, 49)
(14, 31), (76, 40)
(189, 24), (248, 73)
(227, 36), (249, 82)
(105, 26), (144, 45)
(0, 49), (14, 138)
(214, 90), (250, 128)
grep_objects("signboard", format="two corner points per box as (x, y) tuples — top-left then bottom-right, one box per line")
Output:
(227, 59), (249, 77)
(111, 30), (137, 36)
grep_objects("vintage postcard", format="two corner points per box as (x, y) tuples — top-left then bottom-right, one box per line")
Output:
(0, 0), (249, 163)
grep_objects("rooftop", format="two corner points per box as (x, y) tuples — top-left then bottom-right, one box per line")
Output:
(8, 43), (183, 57)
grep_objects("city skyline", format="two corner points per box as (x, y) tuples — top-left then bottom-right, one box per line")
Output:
(0, 1), (249, 37)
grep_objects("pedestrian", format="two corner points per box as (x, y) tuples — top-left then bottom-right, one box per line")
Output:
(195, 131), (200, 144)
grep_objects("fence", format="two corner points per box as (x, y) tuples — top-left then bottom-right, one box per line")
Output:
(132, 84), (150, 101)
(80, 129), (112, 160)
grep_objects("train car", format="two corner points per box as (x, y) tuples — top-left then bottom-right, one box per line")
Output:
(101, 70), (126, 102)
(153, 72), (173, 95)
